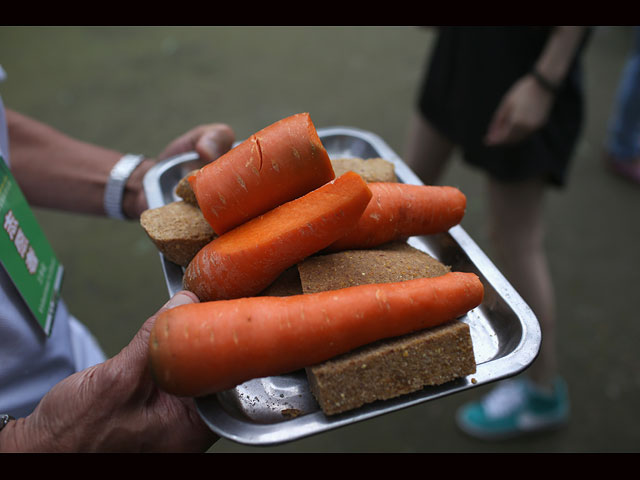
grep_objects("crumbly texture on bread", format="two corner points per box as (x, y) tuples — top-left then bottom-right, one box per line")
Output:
(298, 241), (450, 294)
(140, 201), (215, 267)
(331, 157), (397, 183)
(298, 242), (475, 416)
(306, 320), (476, 416)
(175, 169), (199, 205)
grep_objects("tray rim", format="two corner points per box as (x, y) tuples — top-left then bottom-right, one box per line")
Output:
(142, 126), (541, 446)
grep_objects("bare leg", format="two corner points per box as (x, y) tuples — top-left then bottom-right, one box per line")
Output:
(404, 111), (455, 185)
(486, 176), (557, 391)
(406, 111), (557, 389)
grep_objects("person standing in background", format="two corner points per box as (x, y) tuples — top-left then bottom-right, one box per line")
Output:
(405, 26), (590, 440)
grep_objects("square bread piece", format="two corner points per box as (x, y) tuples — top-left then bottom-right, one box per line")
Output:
(306, 320), (476, 416)
(140, 201), (215, 267)
(298, 242), (450, 293)
(299, 242), (476, 416)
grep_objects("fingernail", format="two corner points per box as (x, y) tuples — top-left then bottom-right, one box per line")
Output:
(164, 291), (198, 309)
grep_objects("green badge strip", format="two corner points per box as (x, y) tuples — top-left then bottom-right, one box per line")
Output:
(0, 158), (63, 335)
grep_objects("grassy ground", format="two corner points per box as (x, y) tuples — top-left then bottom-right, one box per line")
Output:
(0, 26), (638, 452)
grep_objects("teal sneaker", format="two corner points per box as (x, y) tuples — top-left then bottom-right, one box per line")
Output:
(456, 376), (570, 440)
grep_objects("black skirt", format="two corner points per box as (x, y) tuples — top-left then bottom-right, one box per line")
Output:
(417, 26), (588, 187)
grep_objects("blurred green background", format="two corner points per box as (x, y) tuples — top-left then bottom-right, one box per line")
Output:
(1, 26), (638, 452)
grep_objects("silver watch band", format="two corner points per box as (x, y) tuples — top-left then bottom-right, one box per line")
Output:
(104, 154), (144, 219)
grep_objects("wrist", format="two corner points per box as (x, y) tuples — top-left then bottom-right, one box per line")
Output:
(530, 67), (560, 95)
(0, 415), (48, 453)
(0, 415), (19, 452)
(105, 155), (154, 220)
(12, 364), (121, 452)
(121, 157), (156, 219)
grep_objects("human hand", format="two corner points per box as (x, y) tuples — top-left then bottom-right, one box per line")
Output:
(484, 74), (555, 147)
(157, 123), (235, 163)
(126, 123), (235, 218)
(1, 291), (217, 452)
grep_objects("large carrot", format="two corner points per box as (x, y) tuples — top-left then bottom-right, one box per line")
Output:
(150, 271), (484, 397)
(189, 112), (335, 235)
(326, 183), (467, 252)
(183, 171), (372, 302)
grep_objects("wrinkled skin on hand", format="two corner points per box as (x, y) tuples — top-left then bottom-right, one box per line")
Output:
(2, 291), (218, 453)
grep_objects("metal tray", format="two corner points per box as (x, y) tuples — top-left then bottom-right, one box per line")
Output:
(143, 126), (541, 446)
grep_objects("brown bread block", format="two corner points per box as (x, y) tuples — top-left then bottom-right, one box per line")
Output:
(298, 242), (476, 416)
(259, 241), (446, 300)
(140, 201), (215, 267)
(306, 320), (476, 415)
(331, 157), (397, 183)
(298, 241), (450, 293)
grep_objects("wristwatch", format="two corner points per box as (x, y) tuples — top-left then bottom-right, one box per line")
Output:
(104, 154), (145, 220)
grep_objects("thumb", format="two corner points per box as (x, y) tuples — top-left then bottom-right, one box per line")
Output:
(127, 291), (200, 364)
(143, 290), (199, 337)
(157, 290), (200, 315)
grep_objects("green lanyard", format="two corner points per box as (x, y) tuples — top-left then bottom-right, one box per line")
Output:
(0, 157), (63, 336)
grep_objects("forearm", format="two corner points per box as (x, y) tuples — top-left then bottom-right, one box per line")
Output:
(534, 26), (588, 87)
(6, 109), (154, 218)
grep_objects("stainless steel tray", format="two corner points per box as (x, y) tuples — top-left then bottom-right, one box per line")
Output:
(143, 126), (541, 446)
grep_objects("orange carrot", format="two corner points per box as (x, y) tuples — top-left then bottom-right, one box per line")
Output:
(326, 183), (467, 252)
(183, 171), (372, 302)
(149, 271), (484, 397)
(189, 112), (335, 235)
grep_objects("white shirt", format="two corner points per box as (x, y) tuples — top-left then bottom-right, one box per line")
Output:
(0, 68), (105, 418)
